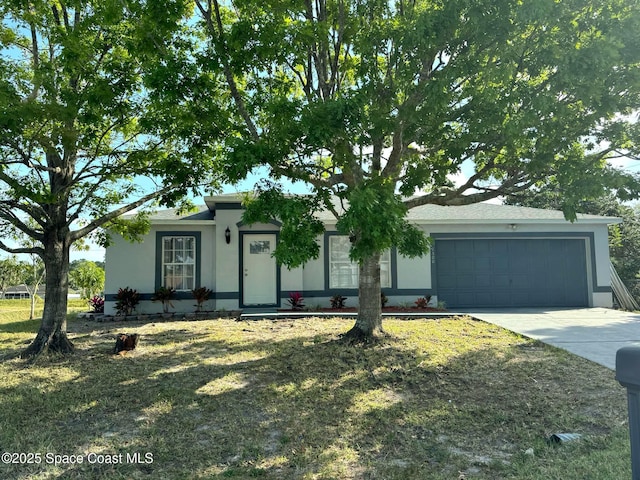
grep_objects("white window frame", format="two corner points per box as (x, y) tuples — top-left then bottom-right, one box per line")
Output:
(161, 236), (196, 291)
(328, 236), (391, 289)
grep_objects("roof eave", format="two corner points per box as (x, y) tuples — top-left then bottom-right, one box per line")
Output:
(151, 220), (216, 226)
(409, 217), (621, 225)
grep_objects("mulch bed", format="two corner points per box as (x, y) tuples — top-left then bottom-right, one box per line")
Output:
(279, 307), (446, 313)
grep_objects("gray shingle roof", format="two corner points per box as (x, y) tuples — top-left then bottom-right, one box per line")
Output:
(132, 205), (214, 222)
(315, 198), (618, 224)
(405, 202), (618, 223)
(143, 198), (619, 224)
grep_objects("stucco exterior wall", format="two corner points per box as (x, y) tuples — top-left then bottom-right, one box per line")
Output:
(300, 236), (326, 293)
(104, 201), (615, 314)
(104, 232), (156, 303)
(214, 207), (243, 304)
(104, 223), (215, 315)
(396, 251), (432, 291)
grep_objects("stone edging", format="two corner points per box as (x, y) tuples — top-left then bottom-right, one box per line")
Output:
(76, 311), (242, 322)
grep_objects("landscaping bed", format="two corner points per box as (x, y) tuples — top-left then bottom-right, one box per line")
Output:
(76, 310), (243, 322)
(279, 306), (446, 313)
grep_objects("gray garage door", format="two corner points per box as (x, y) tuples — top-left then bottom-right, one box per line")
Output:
(435, 238), (589, 308)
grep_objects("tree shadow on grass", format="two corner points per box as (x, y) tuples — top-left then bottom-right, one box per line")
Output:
(0, 318), (630, 479)
(0, 318), (41, 334)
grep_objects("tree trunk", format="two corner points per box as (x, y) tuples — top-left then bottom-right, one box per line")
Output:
(29, 295), (36, 321)
(28, 259), (44, 320)
(21, 234), (74, 358)
(343, 253), (383, 343)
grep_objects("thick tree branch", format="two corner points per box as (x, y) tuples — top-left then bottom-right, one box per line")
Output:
(51, 5), (61, 26)
(404, 174), (534, 209)
(69, 184), (181, 241)
(0, 171), (50, 220)
(285, 57), (312, 99)
(0, 240), (44, 257)
(329, 0), (345, 95)
(62, 6), (71, 30)
(0, 206), (44, 242)
(198, 0), (260, 141)
(382, 128), (408, 180)
(0, 198), (48, 230)
(24, 21), (41, 102)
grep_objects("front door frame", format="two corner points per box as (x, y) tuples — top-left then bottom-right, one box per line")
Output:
(239, 231), (280, 308)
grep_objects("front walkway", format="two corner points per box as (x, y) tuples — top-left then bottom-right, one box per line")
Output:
(462, 307), (640, 370)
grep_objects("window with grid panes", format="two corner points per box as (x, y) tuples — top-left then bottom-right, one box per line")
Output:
(328, 236), (391, 288)
(161, 236), (196, 290)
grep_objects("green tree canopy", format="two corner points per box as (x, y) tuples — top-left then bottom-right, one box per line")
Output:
(0, 256), (22, 298)
(69, 260), (104, 299)
(0, 0), (223, 357)
(171, 0), (640, 339)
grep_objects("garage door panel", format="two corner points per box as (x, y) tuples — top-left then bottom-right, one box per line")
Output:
(474, 257), (491, 270)
(483, 292), (504, 307)
(489, 240), (509, 256)
(441, 290), (468, 307)
(456, 275), (476, 288)
(438, 258), (457, 272)
(455, 257), (474, 272)
(545, 274), (569, 289)
(492, 274), (510, 288)
(438, 242), (457, 257)
(510, 255), (531, 271)
(435, 238), (588, 308)
(510, 274), (532, 289)
(438, 274), (458, 289)
(492, 257), (509, 271)
(510, 291), (532, 305)
(478, 293), (494, 306)
(473, 240), (490, 254)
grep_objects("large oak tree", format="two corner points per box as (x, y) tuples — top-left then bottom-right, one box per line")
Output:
(0, 0), (222, 357)
(179, 0), (640, 341)
(181, 0), (640, 340)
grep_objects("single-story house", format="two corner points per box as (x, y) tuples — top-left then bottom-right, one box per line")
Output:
(2, 285), (47, 300)
(103, 194), (620, 314)
(3, 286), (81, 300)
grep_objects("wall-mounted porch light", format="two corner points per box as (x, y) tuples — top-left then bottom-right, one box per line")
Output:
(225, 227), (231, 244)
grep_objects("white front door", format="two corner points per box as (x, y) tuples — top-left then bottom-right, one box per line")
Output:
(242, 234), (277, 305)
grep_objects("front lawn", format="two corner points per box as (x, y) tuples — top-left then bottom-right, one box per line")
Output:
(0, 303), (631, 479)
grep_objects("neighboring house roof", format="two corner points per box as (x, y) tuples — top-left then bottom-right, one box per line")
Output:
(136, 196), (620, 225)
(4, 284), (46, 296)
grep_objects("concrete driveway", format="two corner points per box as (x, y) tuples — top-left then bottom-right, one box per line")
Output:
(461, 307), (640, 370)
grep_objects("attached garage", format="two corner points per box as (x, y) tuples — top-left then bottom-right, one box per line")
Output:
(434, 236), (590, 308)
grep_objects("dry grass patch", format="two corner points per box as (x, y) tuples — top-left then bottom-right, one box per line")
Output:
(0, 309), (631, 479)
